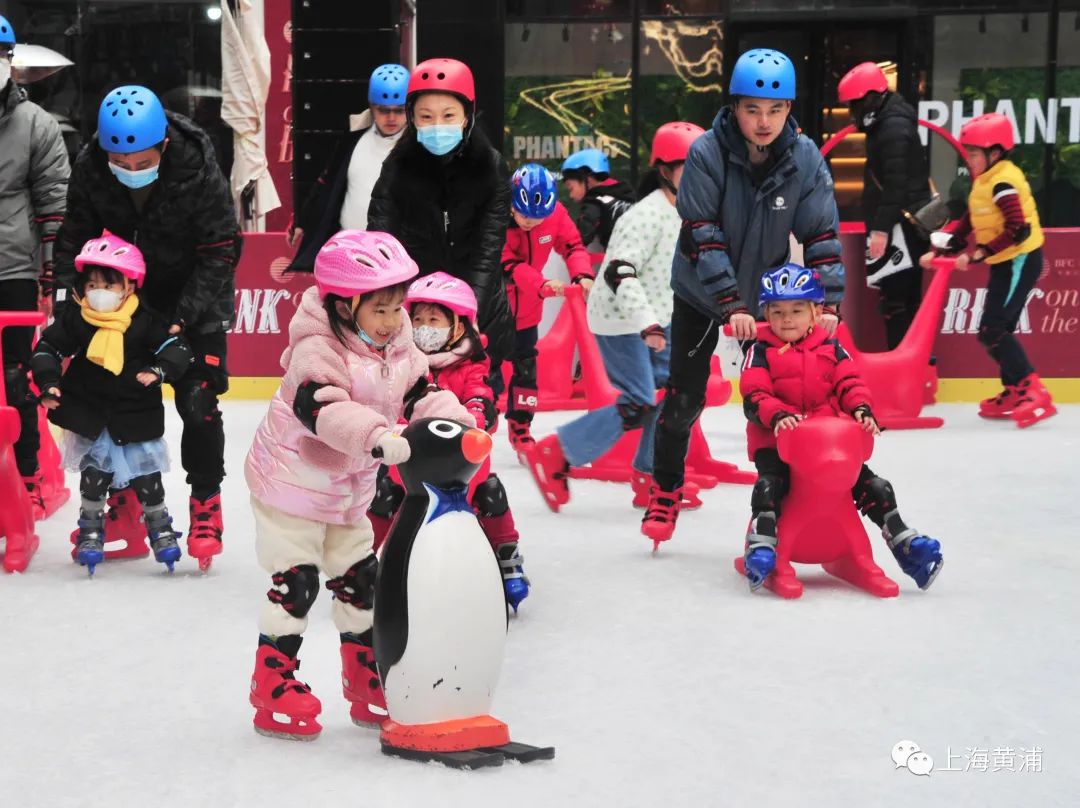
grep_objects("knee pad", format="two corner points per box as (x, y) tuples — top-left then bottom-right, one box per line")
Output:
(977, 323), (1008, 350)
(326, 555), (378, 609)
(129, 472), (165, 508)
(79, 467), (114, 502)
(176, 380), (221, 424)
(751, 474), (786, 513)
(513, 355), (538, 387)
(369, 471), (405, 518)
(471, 474), (510, 517)
(3, 363), (33, 409)
(853, 475), (897, 518)
(658, 390), (704, 434)
(617, 401), (653, 431)
(267, 564), (320, 617)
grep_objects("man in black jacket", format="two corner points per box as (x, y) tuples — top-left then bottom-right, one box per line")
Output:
(53, 85), (241, 566)
(286, 64), (409, 272)
(839, 62), (932, 349)
(368, 58), (513, 369)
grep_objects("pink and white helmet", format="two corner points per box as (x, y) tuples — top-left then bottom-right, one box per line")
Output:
(314, 230), (419, 299)
(74, 230), (146, 287)
(405, 271), (478, 321)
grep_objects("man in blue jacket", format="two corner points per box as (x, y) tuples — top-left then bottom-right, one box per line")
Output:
(642, 48), (846, 544)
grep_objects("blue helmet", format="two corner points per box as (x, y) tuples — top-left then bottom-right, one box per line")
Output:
(0, 15), (15, 47)
(730, 49), (796, 101)
(98, 85), (168, 153)
(511, 163), (558, 219)
(759, 263), (825, 306)
(561, 148), (609, 177)
(368, 63), (409, 106)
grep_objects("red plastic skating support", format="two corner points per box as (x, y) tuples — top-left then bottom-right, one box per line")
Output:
(560, 285), (755, 490)
(68, 487), (151, 561)
(834, 257), (956, 430)
(34, 401), (70, 519)
(732, 417), (899, 599)
(0, 311), (45, 573)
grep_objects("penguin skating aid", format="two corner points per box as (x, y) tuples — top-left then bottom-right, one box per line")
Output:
(373, 419), (554, 769)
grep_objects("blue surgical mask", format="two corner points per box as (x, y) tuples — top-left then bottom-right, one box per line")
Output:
(416, 124), (463, 156)
(357, 327), (388, 350)
(109, 162), (160, 189)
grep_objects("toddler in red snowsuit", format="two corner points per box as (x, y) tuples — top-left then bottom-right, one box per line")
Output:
(367, 271), (530, 610)
(738, 264), (943, 591)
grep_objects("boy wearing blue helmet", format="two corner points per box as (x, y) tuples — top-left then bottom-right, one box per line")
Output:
(288, 64), (410, 270)
(498, 163), (592, 454)
(54, 84), (241, 569)
(738, 264), (943, 592)
(0, 14), (69, 517)
(645, 48), (847, 544)
(560, 148), (635, 258)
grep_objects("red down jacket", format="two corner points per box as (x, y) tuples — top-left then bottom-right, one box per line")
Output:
(425, 338), (495, 431)
(501, 201), (593, 329)
(739, 325), (873, 458)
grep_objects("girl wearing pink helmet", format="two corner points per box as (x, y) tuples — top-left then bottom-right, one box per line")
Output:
(243, 230), (470, 741)
(365, 271), (530, 611)
(30, 231), (194, 576)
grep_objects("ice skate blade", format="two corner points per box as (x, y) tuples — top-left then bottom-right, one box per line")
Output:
(917, 557), (944, 590)
(381, 744), (504, 769)
(479, 742), (555, 763)
(253, 724), (321, 742)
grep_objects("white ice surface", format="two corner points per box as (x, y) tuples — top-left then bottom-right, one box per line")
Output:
(3, 402), (1078, 807)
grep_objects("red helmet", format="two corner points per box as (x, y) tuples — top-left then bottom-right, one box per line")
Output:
(650, 121), (705, 165)
(407, 58), (475, 104)
(837, 62), (888, 103)
(960, 112), (1015, 151)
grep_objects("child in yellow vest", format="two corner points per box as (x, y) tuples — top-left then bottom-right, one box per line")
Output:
(921, 112), (1056, 428)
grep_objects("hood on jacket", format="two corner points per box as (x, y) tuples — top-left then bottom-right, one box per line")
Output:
(712, 105), (800, 163)
(424, 333), (477, 370)
(0, 81), (26, 120)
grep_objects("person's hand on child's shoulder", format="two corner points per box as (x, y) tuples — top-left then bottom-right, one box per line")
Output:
(41, 387), (61, 410)
(137, 368), (162, 387)
(820, 312), (839, 335)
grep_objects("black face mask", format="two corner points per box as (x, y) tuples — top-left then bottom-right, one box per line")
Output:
(852, 94), (885, 132)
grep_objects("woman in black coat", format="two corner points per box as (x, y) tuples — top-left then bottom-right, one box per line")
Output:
(367, 58), (513, 369)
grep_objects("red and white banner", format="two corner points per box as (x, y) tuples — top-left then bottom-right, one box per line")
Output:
(229, 231), (1080, 380)
(263, 0), (292, 233)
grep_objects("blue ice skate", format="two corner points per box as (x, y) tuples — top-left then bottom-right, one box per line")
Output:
(497, 543), (530, 612)
(74, 510), (106, 577)
(744, 544), (777, 591)
(146, 507), (183, 573)
(886, 529), (943, 590)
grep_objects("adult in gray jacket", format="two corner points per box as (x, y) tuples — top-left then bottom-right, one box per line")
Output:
(643, 48), (845, 544)
(0, 15), (69, 516)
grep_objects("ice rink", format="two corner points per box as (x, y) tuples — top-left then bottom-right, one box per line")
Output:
(3, 401), (1078, 807)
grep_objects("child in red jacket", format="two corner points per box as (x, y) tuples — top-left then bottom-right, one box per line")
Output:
(739, 264), (943, 592)
(498, 163), (594, 456)
(366, 271), (530, 610)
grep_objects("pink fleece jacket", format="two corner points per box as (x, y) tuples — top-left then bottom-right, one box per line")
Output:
(245, 286), (469, 525)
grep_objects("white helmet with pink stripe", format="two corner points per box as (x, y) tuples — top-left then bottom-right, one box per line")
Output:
(314, 230), (419, 299)
(75, 230), (146, 287)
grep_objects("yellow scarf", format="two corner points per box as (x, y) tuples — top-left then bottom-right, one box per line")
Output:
(80, 294), (139, 375)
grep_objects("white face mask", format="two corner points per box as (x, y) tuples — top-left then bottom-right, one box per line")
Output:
(0, 59), (11, 88)
(86, 289), (124, 313)
(413, 325), (451, 353)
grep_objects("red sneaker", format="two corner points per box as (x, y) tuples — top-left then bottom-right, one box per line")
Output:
(631, 472), (701, 511)
(340, 633), (387, 727)
(1010, 373), (1057, 428)
(978, 386), (1017, 419)
(523, 435), (570, 512)
(641, 484), (684, 549)
(250, 637), (322, 740)
(187, 493), (223, 571)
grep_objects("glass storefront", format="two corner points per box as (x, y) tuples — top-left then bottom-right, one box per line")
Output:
(503, 0), (1080, 226)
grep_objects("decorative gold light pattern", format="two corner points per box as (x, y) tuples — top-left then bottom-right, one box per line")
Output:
(641, 19), (724, 93)
(518, 75), (633, 158)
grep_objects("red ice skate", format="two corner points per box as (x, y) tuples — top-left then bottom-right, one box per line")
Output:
(341, 633), (388, 727)
(1010, 373), (1057, 428)
(187, 493), (223, 571)
(641, 484), (685, 550)
(72, 488), (150, 561)
(250, 637), (322, 740)
(631, 472), (701, 511)
(523, 435), (569, 512)
(979, 385), (1017, 419)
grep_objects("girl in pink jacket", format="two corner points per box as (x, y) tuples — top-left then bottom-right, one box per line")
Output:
(244, 230), (469, 742)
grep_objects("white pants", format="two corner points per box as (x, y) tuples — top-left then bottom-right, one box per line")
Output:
(252, 495), (375, 637)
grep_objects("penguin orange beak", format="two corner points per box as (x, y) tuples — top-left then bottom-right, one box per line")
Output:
(462, 428), (493, 464)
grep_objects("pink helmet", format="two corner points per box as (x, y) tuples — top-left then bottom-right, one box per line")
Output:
(74, 230), (146, 287)
(405, 271), (478, 321)
(314, 230), (419, 299)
